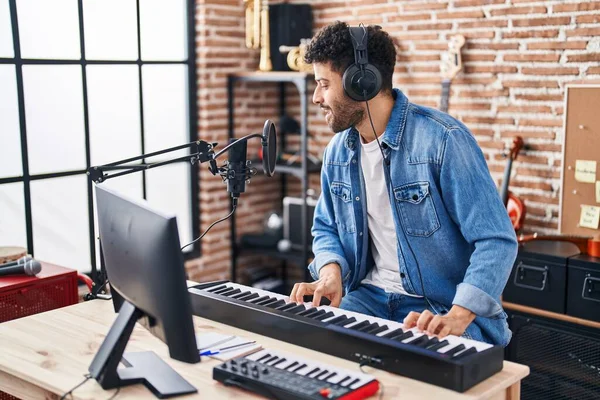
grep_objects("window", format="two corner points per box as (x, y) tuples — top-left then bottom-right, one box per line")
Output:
(0, 0), (199, 275)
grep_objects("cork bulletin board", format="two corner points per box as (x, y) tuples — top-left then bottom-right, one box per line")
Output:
(559, 85), (600, 235)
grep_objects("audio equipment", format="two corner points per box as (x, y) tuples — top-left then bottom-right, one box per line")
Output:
(439, 34), (465, 114)
(343, 25), (382, 102)
(0, 260), (41, 277)
(283, 196), (317, 251)
(226, 138), (249, 199)
(189, 281), (504, 392)
(213, 348), (380, 400)
(269, 4), (312, 72)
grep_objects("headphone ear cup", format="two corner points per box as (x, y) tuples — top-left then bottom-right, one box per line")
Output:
(342, 63), (382, 102)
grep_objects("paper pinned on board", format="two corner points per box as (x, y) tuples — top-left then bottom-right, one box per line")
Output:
(579, 204), (600, 230)
(575, 160), (596, 183)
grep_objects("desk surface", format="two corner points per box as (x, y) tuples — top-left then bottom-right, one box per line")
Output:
(0, 299), (529, 400)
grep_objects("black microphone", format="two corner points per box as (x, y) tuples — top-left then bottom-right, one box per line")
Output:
(0, 255), (32, 268)
(0, 260), (42, 277)
(226, 138), (248, 199)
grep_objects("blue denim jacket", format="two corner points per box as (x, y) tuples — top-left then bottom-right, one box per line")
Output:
(308, 89), (518, 346)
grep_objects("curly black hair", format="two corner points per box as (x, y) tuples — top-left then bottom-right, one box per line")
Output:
(304, 21), (396, 94)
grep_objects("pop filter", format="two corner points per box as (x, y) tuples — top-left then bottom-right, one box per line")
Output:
(262, 120), (277, 177)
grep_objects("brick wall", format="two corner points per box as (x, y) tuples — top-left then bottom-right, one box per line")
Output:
(187, 0), (600, 282)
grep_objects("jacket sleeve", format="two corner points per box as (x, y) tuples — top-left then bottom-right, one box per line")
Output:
(439, 127), (518, 318)
(307, 145), (352, 284)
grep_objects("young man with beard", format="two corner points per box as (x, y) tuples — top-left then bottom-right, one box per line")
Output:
(289, 21), (518, 346)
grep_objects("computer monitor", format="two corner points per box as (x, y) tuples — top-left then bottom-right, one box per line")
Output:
(89, 185), (199, 398)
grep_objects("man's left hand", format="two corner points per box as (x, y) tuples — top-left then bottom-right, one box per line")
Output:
(403, 305), (476, 338)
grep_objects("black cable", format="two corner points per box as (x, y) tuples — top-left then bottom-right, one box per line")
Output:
(60, 374), (91, 399)
(181, 198), (238, 251)
(359, 361), (385, 400)
(363, 91), (432, 311)
(106, 386), (121, 400)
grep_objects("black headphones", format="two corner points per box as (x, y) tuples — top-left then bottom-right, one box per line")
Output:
(343, 25), (383, 102)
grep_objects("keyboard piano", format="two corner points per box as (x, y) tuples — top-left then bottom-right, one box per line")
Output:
(214, 348), (380, 399)
(189, 281), (504, 392)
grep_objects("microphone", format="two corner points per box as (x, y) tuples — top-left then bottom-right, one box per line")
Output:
(0, 259), (42, 277)
(0, 255), (32, 268)
(226, 138), (248, 199)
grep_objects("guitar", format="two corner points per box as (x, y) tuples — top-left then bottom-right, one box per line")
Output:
(500, 137), (526, 232)
(439, 34), (465, 114)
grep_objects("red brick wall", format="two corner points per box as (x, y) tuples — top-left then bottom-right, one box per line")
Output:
(186, 0), (600, 282)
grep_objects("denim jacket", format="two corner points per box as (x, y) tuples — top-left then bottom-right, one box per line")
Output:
(308, 89), (518, 346)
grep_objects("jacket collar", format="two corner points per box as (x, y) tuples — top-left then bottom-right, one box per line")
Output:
(344, 88), (409, 151)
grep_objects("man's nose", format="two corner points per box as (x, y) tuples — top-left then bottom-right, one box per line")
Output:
(312, 87), (322, 105)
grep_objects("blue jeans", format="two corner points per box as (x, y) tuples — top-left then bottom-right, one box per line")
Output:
(340, 284), (491, 344)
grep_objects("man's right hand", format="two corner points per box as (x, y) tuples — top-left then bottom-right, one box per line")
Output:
(290, 263), (343, 307)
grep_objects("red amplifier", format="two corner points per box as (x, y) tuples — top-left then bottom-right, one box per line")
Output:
(0, 261), (79, 323)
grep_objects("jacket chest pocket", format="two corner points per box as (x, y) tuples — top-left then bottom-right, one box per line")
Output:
(330, 182), (356, 233)
(394, 181), (440, 237)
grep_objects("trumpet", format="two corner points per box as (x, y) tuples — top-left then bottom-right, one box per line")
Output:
(244, 0), (272, 71)
(279, 39), (312, 73)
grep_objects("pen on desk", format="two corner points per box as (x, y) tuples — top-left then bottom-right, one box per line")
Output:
(199, 341), (257, 356)
(198, 335), (235, 351)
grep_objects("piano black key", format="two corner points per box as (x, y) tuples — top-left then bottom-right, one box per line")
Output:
(336, 317), (356, 326)
(297, 308), (320, 318)
(222, 288), (241, 297)
(230, 290), (251, 299)
(366, 324), (388, 335)
(275, 302), (299, 311)
(258, 298), (280, 307)
(357, 322), (379, 333)
(349, 320), (371, 331)
(309, 368), (325, 378)
(217, 287), (238, 296)
(284, 361), (299, 370)
(291, 363), (307, 372)
(249, 295), (271, 304)
(256, 354), (271, 363)
(212, 286), (234, 295)
(265, 300), (286, 309)
(391, 331), (414, 341)
(346, 378), (360, 388)
(263, 356), (279, 364)
(285, 304), (307, 314)
(338, 376), (351, 386)
(271, 358), (287, 367)
(321, 372), (336, 381)
(307, 310), (327, 320)
(325, 315), (348, 325)
(426, 339), (449, 352)
(424, 337), (439, 348)
(442, 344), (466, 357)
(206, 284), (227, 293)
(190, 280), (230, 291)
(452, 347), (477, 360)
(409, 335), (431, 347)
(313, 311), (334, 321)
(305, 367), (320, 376)
(315, 370), (330, 380)
(381, 328), (404, 339)
(236, 292), (259, 301)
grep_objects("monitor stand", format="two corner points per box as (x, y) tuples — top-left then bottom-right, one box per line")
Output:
(88, 301), (197, 398)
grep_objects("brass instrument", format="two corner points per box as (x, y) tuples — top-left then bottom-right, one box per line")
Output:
(244, 0), (272, 71)
(279, 39), (312, 73)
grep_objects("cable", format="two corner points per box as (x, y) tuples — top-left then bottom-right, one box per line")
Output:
(180, 198), (238, 251)
(359, 361), (385, 400)
(106, 386), (121, 400)
(60, 374), (91, 399)
(362, 90), (432, 312)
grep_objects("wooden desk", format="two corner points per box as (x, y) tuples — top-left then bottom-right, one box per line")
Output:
(0, 300), (529, 400)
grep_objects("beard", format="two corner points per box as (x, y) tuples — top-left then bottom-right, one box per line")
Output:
(322, 96), (364, 133)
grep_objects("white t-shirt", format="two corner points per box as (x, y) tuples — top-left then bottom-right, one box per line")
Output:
(359, 136), (410, 295)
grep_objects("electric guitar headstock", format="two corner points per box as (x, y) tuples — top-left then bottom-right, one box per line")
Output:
(440, 34), (466, 81)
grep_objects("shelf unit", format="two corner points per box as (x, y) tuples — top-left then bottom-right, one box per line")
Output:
(227, 71), (318, 286)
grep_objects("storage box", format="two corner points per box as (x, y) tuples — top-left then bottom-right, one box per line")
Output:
(567, 254), (600, 322)
(503, 241), (580, 313)
(0, 261), (79, 323)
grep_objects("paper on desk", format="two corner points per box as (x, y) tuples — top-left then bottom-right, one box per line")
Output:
(196, 332), (262, 362)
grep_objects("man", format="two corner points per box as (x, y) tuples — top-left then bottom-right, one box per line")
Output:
(289, 21), (518, 346)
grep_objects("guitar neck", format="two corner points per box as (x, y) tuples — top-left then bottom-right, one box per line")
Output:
(440, 79), (451, 113)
